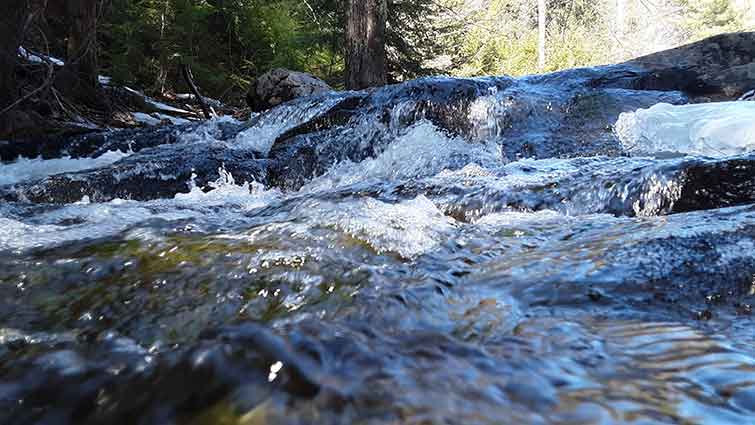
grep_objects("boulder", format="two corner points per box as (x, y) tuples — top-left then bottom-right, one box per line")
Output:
(626, 31), (755, 101)
(246, 68), (332, 112)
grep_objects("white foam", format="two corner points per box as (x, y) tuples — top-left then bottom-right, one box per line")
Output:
(0, 150), (131, 186)
(474, 210), (564, 227)
(0, 167), (279, 252)
(305, 195), (455, 258)
(302, 121), (503, 193)
(615, 102), (755, 157)
(173, 166), (279, 210)
(219, 192), (455, 260)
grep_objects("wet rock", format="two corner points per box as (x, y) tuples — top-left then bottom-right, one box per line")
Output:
(400, 154), (755, 220)
(246, 68), (333, 112)
(673, 156), (755, 213)
(0, 125), (189, 162)
(6, 33), (755, 200)
(627, 32), (755, 100)
(3, 142), (267, 203)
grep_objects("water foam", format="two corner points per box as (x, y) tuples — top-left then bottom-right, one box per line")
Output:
(0, 150), (131, 186)
(302, 121), (503, 193)
(615, 102), (755, 157)
(0, 166), (279, 252)
(305, 195), (456, 259)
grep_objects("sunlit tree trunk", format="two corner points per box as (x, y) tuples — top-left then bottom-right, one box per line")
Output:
(345, 0), (387, 90)
(538, 0), (546, 71)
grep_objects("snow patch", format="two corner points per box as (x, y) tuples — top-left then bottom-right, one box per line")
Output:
(615, 102), (755, 157)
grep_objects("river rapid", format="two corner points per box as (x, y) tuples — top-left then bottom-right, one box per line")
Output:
(1, 58), (755, 424)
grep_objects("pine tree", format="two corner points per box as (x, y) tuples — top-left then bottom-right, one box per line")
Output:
(345, 0), (387, 89)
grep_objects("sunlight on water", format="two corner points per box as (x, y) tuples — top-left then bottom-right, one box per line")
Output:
(234, 95), (347, 155)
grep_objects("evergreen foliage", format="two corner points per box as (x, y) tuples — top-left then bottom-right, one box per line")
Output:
(15, 0), (755, 103)
(101, 0), (336, 99)
(97, 0), (465, 99)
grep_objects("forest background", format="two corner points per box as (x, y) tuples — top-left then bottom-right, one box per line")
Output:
(10, 0), (755, 106)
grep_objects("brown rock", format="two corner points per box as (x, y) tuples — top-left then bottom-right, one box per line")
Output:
(246, 69), (332, 112)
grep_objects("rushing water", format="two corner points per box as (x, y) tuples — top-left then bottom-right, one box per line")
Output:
(1, 71), (755, 425)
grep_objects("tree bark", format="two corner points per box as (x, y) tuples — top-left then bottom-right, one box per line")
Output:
(0, 0), (32, 111)
(538, 0), (546, 71)
(64, 0), (99, 89)
(345, 0), (387, 90)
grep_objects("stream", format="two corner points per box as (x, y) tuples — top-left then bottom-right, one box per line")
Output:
(1, 53), (755, 424)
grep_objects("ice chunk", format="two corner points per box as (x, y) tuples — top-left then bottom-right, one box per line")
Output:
(132, 112), (191, 126)
(132, 112), (162, 126)
(0, 150), (130, 186)
(615, 102), (755, 157)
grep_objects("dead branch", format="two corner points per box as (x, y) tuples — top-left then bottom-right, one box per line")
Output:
(180, 63), (213, 119)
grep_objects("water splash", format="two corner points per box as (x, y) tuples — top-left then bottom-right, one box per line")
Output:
(303, 195), (456, 259)
(302, 121), (502, 193)
(234, 95), (348, 156)
(0, 166), (278, 252)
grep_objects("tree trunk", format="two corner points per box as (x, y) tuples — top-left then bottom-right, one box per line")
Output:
(55, 0), (110, 117)
(345, 0), (387, 90)
(0, 0), (32, 111)
(538, 0), (546, 71)
(64, 0), (99, 89)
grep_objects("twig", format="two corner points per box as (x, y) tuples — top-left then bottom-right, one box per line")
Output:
(180, 62), (213, 119)
(301, 0), (320, 27)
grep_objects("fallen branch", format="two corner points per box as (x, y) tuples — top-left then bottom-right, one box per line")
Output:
(180, 63), (213, 119)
